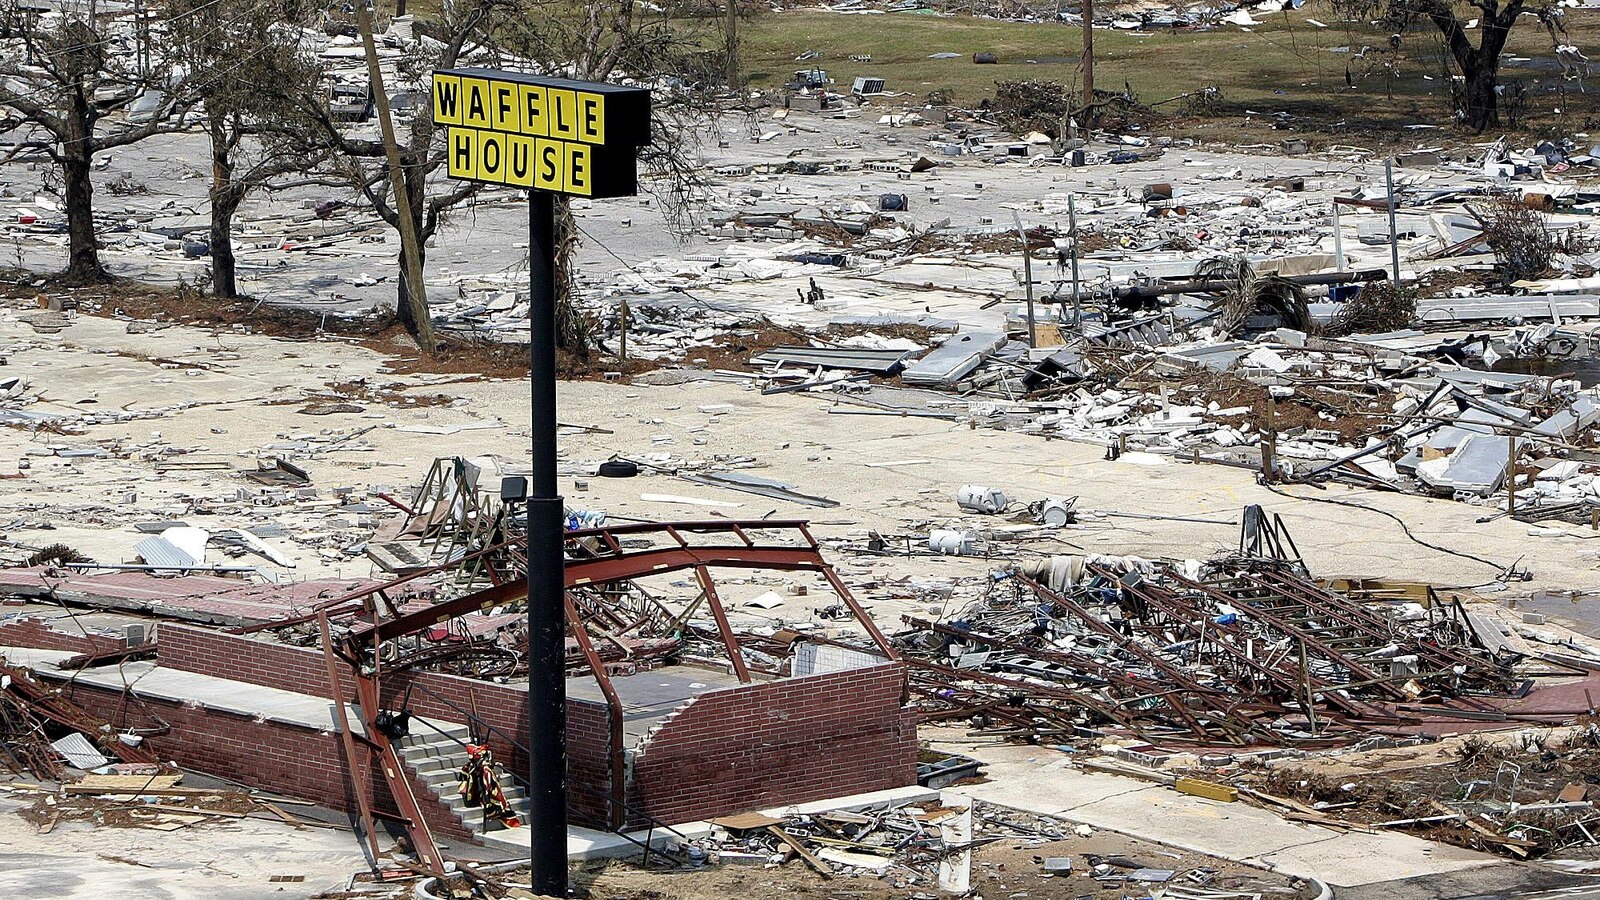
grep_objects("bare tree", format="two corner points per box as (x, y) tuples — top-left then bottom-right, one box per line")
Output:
(1332, 0), (1548, 131)
(494, 0), (716, 356)
(0, 0), (189, 282)
(303, 1), (505, 340)
(166, 0), (328, 299)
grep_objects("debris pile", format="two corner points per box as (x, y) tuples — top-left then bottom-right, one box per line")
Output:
(1234, 727), (1600, 859)
(890, 549), (1548, 748)
(6, 772), (320, 835)
(0, 658), (157, 779)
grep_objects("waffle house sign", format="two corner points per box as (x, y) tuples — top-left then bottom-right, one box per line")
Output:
(431, 69), (650, 198)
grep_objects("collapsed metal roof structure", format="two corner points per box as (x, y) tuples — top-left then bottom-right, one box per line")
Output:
(257, 518), (896, 876)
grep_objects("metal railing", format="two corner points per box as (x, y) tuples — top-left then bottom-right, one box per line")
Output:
(402, 679), (687, 866)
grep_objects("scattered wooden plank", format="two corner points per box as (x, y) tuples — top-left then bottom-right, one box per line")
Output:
(768, 826), (834, 880)
(1175, 777), (1238, 803)
(260, 802), (307, 828)
(710, 811), (783, 831)
(63, 786), (224, 797)
(141, 803), (246, 819)
(73, 774), (183, 791)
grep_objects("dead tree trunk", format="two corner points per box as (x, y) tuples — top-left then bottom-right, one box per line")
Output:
(396, 242), (426, 336)
(392, 156), (431, 341)
(208, 119), (240, 299)
(1425, 0), (1524, 133)
(1459, 58), (1500, 132)
(60, 105), (102, 283)
(209, 191), (242, 299)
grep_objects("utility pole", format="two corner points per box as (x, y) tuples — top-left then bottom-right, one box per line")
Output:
(618, 298), (629, 361)
(1081, 0), (1095, 111)
(134, 0), (147, 79)
(355, 0), (435, 354)
(1263, 396), (1278, 481)
(526, 191), (568, 897)
(1013, 211), (1036, 348)
(1385, 158), (1400, 286)
(725, 0), (740, 92)
(1068, 194), (1082, 328)
(1506, 433), (1517, 514)
(1331, 201), (1344, 273)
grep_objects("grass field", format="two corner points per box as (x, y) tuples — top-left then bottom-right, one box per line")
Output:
(387, 1), (1598, 135)
(735, 7), (1598, 130)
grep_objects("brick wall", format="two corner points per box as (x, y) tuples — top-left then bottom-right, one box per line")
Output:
(567, 697), (614, 827)
(626, 663), (918, 827)
(70, 624), (914, 833)
(56, 677), (478, 845)
(0, 616), (130, 656)
(155, 624), (618, 827)
(156, 625), (335, 697)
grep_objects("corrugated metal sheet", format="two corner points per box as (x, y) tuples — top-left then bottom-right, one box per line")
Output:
(134, 536), (200, 570)
(902, 331), (1006, 386)
(51, 732), (109, 770)
(1418, 294), (1600, 323)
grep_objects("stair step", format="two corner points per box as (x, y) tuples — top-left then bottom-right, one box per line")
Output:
(427, 780), (526, 804)
(394, 724), (536, 837)
(398, 728), (469, 750)
(409, 756), (461, 774)
(400, 740), (469, 759)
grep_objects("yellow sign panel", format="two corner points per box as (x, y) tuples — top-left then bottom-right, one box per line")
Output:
(432, 68), (648, 199)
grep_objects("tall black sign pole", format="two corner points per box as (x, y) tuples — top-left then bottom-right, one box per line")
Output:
(431, 69), (650, 898)
(525, 188), (567, 895)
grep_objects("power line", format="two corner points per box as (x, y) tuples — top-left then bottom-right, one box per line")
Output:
(1260, 482), (1518, 578)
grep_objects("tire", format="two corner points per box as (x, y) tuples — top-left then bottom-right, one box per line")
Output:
(597, 459), (639, 478)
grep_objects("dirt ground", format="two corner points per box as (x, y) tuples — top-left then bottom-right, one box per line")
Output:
(488, 828), (1310, 900)
(1225, 726), (1600, 858)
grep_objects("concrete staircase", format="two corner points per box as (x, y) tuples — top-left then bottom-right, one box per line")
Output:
(397, 721), (532, 837)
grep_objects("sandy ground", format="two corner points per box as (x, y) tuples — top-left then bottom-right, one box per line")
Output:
(0, 300), (1593, 630)
(0, 795), (373, 900)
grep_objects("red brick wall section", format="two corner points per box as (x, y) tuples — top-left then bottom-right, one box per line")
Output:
(57, 677), (479, 845)
(566, 698), (614, 827)
(149, 626), (915, 831)
(155, 624), (618, 827)
(156, 625), (336, 698)
(626, 663), (918, 827)
(0, 616), (130, 656)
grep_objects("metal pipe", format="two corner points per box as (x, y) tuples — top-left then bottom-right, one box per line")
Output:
(1332, 202), (1345, 273)
(1013, 210), (1036, 348)
(1111, 268), (1386, 301)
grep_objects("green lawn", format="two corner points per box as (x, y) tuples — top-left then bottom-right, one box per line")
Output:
(735, 7), (1597, 129)
(387, 1), (1598, 133)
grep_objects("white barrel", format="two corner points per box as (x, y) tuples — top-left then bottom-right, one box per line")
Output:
(1038, 499), (1075, 527)
(955, 484), (1009, 514)
(929, 529), (975, 555)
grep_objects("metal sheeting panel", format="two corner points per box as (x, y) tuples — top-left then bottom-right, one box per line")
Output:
(902, 331), (1005, 386)
(750, 345), (919, 374)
